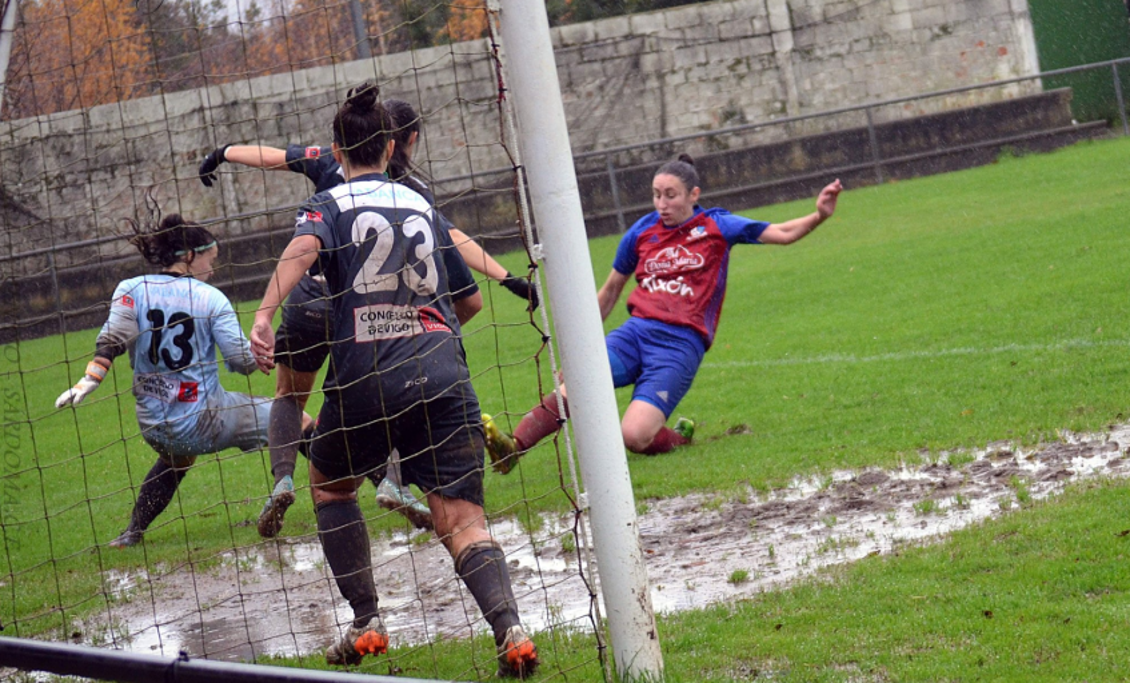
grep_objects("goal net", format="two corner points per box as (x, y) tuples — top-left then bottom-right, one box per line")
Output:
(0, 0), (607, 678)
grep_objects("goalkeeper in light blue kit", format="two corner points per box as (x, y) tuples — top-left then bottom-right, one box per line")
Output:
(55, 214), (290, 548)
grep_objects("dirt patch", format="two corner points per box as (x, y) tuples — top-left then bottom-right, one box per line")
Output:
(74, 425), (1130, 662)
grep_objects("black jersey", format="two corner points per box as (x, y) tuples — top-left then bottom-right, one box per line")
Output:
(295, 173), (475, 418)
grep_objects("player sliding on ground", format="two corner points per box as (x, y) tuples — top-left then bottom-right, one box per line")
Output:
(55, 213), (300, 548)
(484, 154), (843, 472)
(249, 83), (538, 677)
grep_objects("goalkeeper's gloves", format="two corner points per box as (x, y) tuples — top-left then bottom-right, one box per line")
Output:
(198, 144), (232, 187)
(501, 272), (539, 312)
(55, 359), (110, 409)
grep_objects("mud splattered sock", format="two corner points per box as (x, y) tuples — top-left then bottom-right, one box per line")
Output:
(512, 392), (569, 453)
(636, 426), (689, 456)
(455, 541), (521, 645)
(268, 395), (302, 481)
(129, 458), (188, 532)
(316, 500), (378, 627)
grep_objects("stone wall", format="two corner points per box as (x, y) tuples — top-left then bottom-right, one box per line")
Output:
(0, 0), (1040, 279)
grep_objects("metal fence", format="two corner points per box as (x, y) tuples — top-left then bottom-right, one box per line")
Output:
(1, 56), (1127, 340)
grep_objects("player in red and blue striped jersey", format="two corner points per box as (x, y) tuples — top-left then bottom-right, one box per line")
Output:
(484, 154), (842, 471)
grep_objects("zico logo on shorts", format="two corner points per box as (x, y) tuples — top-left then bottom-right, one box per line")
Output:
(177, 382), (199, 403)
(305, 146), (320, 158)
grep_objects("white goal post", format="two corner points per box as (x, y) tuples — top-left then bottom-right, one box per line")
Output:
(493, 0), (665, 679)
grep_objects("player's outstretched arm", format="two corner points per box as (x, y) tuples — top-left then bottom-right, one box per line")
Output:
(758, 179), (843, 245)
(251, 235), (320, 373)
(199, 145), (289, 187)
(449, 228), (539, 311)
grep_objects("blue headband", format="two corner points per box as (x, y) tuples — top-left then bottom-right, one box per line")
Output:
(174, 240), (217, 256)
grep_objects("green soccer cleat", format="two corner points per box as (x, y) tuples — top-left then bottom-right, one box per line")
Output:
(325, 616), (389, 666)
(257, 474), (295, 539)
(483, 413), (522, 475)
(673, 416), (695, 442)
(497, 624), (539, 679)
(375, 477), (433, 531)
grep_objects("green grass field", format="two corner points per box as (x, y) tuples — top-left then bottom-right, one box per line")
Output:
(0, 136), (1128, 680)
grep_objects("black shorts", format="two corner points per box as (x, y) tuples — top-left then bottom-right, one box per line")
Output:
(274, 276), (333, 373)
(309, 394), (485, 508)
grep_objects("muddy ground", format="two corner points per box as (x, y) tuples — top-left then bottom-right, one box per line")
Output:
(70, 424), (1130, 664)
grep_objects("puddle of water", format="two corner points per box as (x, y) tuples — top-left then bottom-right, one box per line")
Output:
(76, 425), (1130, 662)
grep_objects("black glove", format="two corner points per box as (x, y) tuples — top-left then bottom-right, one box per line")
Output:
(501, 273), (539, 312)
(198, 144), (231, 187)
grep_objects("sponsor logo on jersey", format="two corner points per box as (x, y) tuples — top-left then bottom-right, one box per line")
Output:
(118, 294), (135, 308)
(686, 225), (708, 242)
(177, 382), (199, 403)
(296, 210), (323, 226)
(418, 307), (449, 334)
(353, 304), (449, 342)
(136, 373), (178, 404)
(305, 146), (320, 158)
(643, 245), (705, 274)
(639, 274), (695, 297)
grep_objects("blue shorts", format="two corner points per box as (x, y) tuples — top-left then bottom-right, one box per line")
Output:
(604, 316), (705, 418)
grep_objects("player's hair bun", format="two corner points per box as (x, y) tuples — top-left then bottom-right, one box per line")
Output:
(654, 153), (701, 191)
(333, 81), (393, 169)
(344, 81), (380, 113)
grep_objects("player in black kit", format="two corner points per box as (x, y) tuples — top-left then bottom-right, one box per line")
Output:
(249, 82), (538, 678)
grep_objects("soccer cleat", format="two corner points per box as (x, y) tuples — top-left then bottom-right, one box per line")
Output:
(257, 474), (295, 539)
(496, 625), (539, 679)
(375, 477), (433, 531)
(325, 616), (389, 666)
(483, 413), (522, 475)
(673, 416), (695, 442)
(109, 528), (143, 549)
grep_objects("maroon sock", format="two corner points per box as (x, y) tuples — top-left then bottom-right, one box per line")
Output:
(512, 392), (568, 452)
(636, 426), (688, 456)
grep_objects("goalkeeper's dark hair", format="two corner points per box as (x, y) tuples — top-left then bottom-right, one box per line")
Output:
(333, 81), (393, 169)
(384, 98), (427, 195)
(127, 214), (216, 268)
(655, 153), (700, 192)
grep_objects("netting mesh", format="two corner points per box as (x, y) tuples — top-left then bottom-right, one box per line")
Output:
(0, 0), (606, 679)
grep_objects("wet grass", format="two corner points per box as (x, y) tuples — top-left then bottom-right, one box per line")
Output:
(657, 478), (1130, 682)
(0, 136), (1127, 677)
(478, 135), (1130, 508)
(260, 478), (1130, 681)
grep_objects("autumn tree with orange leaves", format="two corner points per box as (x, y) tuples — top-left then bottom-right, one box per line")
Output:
(4, 0), (151, 118)
(441, 0), (487, 43)
(1, 0), (711, 120)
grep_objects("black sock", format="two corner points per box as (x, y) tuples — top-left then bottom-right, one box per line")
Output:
(316, 500), (377, 627)
(455, 541), (520, 645)
(268, 395), (302, 481)
(128, 459), (187, 533)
